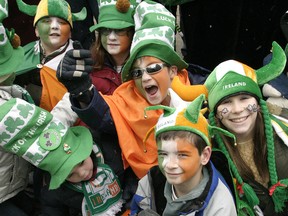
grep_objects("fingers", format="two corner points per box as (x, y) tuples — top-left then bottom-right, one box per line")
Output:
(59, 70), (90, 80)
(66, 49), (92, 59)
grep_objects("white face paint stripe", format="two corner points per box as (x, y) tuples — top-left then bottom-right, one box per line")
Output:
(161, 140), (179, 169)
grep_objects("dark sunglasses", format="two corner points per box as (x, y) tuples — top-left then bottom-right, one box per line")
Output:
(131, 63), (169, 79)
(99, 28), (131, 36)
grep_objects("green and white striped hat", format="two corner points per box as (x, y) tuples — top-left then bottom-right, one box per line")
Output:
(121, 0), (187, 82)
(0, 98), (93, 189)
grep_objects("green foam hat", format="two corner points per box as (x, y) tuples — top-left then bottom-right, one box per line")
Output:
(0, 98), (93, 190)
(89, 0), (139, 32)
(16, 0), (87, 28)
(204, 41), (287, 112)
(121, 0), (188, 82)
(144, 94), (235, 146)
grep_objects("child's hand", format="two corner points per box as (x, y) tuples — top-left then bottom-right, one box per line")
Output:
(57, 41), (93, 97)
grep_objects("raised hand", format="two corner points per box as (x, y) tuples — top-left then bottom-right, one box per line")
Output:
(57, 41), (94, 97)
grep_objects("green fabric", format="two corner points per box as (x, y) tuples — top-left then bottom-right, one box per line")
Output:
(16, 0), (87, 28)
(89, 0), (138, 32)
(0, 24), (24, 77)
(15, 41), (40, 76)
(205, 41), (286, 112)
(0, 98), (93, 189)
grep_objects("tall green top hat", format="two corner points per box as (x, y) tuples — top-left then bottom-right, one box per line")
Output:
(121, 0), (188, 82)
(0, 0), (24, 78)
(16, 0), (87, 28)
(0, 98), (93, 190)
(204, 41), (287, 112)
(144, 94), (235, 145)
(89, 0), (139, 32)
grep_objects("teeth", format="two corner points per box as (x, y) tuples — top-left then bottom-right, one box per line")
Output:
(231, 117), (247, 122)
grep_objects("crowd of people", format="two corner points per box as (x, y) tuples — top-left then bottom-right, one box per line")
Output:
(1, 0), (288, 215)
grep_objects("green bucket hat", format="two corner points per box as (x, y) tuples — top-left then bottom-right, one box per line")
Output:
(89, 0), (139, 32)
(121, 0), (188, 82)
(16, 0), (87, 28)
(204, 41), (287, 112)
(0, 98), (93, 190)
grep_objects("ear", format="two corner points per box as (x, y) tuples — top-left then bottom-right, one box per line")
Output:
(169, 65), (178, 80)
(200, 146), (211, 165)
(35, 28), (39, 37)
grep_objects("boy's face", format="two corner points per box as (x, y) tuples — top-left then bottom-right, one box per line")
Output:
(35, 17), (71, 54)
(66, 156), (94, 183)
(157, 138), (210, 195)
(132, 56), (177, 106)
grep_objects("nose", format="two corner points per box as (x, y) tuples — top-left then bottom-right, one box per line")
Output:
(231, 101), (244, 113)
(141, 70), (152, 82)
(50, 19), (60, 29)
(107, 30), (117, 39)
(165, 155), (178, 169)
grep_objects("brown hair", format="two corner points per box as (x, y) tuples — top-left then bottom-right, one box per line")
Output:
(214, 112), (269, 182)
(90, 29), (134, 70)
(156, 130), (207, 155)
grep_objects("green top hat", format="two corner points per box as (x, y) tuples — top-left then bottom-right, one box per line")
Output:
(0, 98), (93, 189)
(121, 0), (187, 82)
(89, 0), (139, 32)
(16, 0), (87, 28)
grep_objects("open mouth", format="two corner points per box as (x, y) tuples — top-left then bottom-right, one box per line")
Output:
(49, 33), (60, 37)
(145, 85), (158, 95)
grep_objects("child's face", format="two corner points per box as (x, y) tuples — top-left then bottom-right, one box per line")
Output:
(157, 138), (210, 195)
(216, 94), (258, 142)
(132, 56), (177, 106)
(100, 28), (133, 59)
(35, 17), (71, 54)
(66, 156), (94, 183)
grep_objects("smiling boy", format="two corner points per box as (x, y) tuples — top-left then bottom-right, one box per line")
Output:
(131, 95), (237, 215)
(14, 0), (86, 112)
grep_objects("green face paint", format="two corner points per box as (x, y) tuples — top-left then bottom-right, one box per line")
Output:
(36, 17), (71, 54)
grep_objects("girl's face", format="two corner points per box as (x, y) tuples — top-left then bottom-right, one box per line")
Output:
(157, 138), (210, 196)
(66, 156), (94, 183)
(100, 28), (133, 58)
(132, 56), (177, 106)
(216, 94), (259, 142)
(35, 17), (71, 54)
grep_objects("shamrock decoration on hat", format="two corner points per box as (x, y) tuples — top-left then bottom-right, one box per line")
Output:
(89, 0), (140, 32)
(121, 0), (188, 82)
(16, 0), (87, 28)
(0, 98), (93, 190)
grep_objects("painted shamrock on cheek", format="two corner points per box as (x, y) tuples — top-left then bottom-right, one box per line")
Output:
(246, 103), (258, 113)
